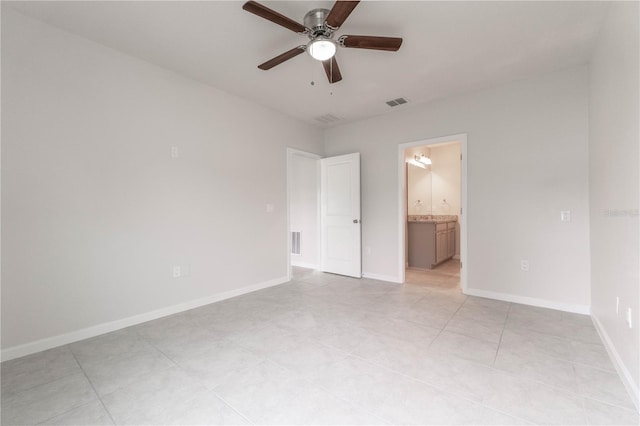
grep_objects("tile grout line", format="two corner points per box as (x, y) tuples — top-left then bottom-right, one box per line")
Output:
(303, 378), (400, 425)
(211, 393), (257, 425)
(578, 359), (592, 426)
(67, 346), (118, 426)
(426, 295), (467, 349)
(0, 355), (80, 398)
(139, 327), (271, 403)
(491, 301), (512, 365)
(327, 349), (533, 426)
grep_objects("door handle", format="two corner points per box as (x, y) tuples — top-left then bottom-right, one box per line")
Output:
(353, 219), (359, 224)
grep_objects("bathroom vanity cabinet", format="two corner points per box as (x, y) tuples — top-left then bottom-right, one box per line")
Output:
(408, 218), (457, 269)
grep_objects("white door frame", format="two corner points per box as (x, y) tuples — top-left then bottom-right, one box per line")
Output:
(397, 134), (468, 292)
(286, 148), (321, 281)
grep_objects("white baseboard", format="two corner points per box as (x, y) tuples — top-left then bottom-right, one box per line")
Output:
(1, 276), (289, 362)
(291, 261), (319, 270)
(362, 272), (403, 284)
(464, 288), (590, 315)
(592, 315), (640, 412)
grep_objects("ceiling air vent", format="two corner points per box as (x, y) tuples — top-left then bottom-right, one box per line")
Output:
(386, 97), (408, 107)
(314, 114), (341, 124)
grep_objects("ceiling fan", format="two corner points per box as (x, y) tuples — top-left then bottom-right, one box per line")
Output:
(242, 0), (403, 84)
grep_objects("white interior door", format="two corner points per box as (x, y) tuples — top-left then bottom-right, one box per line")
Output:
(320, 153), (361, 278)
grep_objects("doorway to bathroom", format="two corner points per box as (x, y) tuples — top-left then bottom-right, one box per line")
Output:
(397, 134), (467, 292)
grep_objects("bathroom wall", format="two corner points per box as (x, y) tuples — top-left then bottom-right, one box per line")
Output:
(430, 143), (461, 218)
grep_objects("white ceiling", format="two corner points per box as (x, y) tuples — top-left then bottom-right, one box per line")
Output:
(5, 1), (610, 127)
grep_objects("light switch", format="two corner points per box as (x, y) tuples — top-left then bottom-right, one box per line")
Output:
(560, 211), (571, 222)
(171, 146), (179, 158)
(266, 203), (274, 213)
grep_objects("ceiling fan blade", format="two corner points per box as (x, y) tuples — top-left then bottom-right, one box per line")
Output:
(325, 1), (360, 29)
(258, 46), (306, 70)
(242, 1), (306, 33)
(322, 57), (343, 84)
(339, 35), (403, 51)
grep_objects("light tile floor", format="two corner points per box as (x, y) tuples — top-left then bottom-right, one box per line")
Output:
(405, 259), (460, 290)
(2, 267), (638, 425)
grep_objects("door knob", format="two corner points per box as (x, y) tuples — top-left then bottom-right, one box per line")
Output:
(353, 219), (359, 224)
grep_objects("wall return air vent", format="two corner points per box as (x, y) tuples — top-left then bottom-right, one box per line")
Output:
(291, 231), (301, 255)
(386, 97), (408, 107)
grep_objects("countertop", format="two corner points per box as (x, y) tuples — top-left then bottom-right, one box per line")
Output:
(407, 215), (458, 223)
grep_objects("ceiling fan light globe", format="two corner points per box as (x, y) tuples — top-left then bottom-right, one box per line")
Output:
(308, 38), (336, 61)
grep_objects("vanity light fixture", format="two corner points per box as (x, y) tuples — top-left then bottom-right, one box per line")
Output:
(407, 158), (427, 169)
(416, 154), (432, 165)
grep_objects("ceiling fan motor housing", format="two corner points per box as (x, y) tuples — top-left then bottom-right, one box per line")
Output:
(242, 1), (403, 84)
(304, 9), (333, 39)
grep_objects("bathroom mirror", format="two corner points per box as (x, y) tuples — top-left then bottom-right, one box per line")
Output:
(406, 142), (460, 217)
(407, 162), (432, 214)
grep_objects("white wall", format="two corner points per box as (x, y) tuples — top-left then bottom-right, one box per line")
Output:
(324, 66), (591, 312)
(288, 151), (320, 269)
(1, 9), (324, 356)
(588, 1), (639, 408)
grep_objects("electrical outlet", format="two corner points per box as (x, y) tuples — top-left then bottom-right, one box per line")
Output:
(170, 146), (179, 158)
(172, 266), (181, 278)
(520, 260), (530, 272)
(266, 203), (274, 213)
(626, 308), (633, 329)
(560, 211), (571, 222)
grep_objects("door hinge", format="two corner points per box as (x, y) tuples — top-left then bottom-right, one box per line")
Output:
(460, 154), (462, 161)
